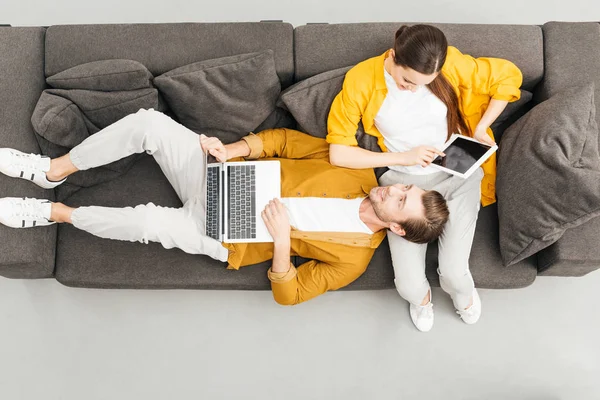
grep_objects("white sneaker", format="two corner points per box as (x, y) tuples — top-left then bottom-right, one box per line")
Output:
(457, 288), (482, 325)
(0, 148), (65, 189)
(409, 296), (434, 332)
(0, 197), (55, 228)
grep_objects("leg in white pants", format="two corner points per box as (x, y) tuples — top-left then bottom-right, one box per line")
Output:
(379, 168), (483, 309)
(67, 108), (228, 261)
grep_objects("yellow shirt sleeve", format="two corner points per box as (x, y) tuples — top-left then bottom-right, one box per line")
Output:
(443, 46), (523, 102)
(270, 247), (375, 305)
(326, 67), (367, 147)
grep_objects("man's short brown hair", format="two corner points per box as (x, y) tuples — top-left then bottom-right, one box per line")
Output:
(401, 190), (449, 244)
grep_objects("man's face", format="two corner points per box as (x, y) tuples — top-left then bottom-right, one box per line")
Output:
(369, 184), (426, 227)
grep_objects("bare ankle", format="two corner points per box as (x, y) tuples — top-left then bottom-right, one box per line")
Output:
(420, 290), (431, 306)
(50, 203), (74, 224)
(47, 155), (77, 181)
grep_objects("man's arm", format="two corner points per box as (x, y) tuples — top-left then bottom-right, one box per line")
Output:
(269, 248), (376, 305)
(200, 129), (329, 162)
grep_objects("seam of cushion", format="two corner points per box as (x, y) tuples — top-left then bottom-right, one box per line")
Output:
(83, 90), (156, 113)
(282, 74), (348, 97)
(40, 101), (79, 136)
(49, 69), (147, 82)
(158, 52), (269, 79)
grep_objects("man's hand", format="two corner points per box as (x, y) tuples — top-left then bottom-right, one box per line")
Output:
(261, 198), (291, 245)
(200, 134), (228, 162)
(400, 146), (445, 168)
(473, 126), (497, 146)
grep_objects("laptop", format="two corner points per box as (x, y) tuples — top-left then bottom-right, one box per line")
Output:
(430, 134), (498, 179)
(203, 155), (281, 243)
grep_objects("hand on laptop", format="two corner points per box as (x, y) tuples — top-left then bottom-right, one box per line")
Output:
(200, 134), (228, 162)
(262, 199), (291, 245)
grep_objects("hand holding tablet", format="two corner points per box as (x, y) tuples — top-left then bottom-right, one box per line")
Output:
(430, 134), (498, 179)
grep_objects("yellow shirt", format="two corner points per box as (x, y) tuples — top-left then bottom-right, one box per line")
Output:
(327, 46), (523, 206)
(223, 128), (386, 305)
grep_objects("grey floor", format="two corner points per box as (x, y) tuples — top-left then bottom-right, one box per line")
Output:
(0, 270), (599, 400)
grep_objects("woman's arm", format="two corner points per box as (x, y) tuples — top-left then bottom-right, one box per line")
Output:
(473, 99), (509, 145)
(329, 143), (445, 169)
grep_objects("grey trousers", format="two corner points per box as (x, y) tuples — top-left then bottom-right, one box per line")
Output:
(68, 108), (229, 262)
(379, 167), (484, 310)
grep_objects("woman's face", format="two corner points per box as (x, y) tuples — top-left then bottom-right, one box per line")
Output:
(386, 50), (439, 92)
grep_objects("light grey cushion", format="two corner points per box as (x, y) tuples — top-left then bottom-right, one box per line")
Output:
(497, 84), (600, 266)
(46, 59), (153, 91)
(154, 50), (281, 143)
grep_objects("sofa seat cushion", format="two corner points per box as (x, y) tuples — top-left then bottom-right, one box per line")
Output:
(277, 203), (537, 291)
(54, 155), (272, 289)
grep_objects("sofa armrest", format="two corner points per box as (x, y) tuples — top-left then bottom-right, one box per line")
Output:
(0, 27), (57, 279)
(537, 216), (600, 277)
(537, 22), (600, 116)
(533, 22), (600, 278)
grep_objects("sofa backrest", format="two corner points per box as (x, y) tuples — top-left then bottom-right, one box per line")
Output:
(539, 22), (600, 130)
(44, 22), (295, 88)
(294, 23), (543, 92)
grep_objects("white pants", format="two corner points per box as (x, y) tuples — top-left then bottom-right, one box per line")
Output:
(68, 108), (229, 262)
(379, 167), (484, 310)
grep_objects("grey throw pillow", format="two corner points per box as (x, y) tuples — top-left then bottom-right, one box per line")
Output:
(154, 50), (281, 144)
(279, 66), (351, 138)
(279, 66), (387, 176)
(31, 88), (161, 202)
(47, 59), (154, 91)
(497, 84), (600, 266)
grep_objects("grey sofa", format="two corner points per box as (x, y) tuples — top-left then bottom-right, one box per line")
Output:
(0, 21), (598, 292)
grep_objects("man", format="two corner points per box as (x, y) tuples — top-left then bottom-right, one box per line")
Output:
(0, 109), (449, 305)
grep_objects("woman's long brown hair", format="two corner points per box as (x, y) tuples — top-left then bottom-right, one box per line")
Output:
(393, 25), (470, 138)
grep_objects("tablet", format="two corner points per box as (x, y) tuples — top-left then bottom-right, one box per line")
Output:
(430, 134), (498, 179)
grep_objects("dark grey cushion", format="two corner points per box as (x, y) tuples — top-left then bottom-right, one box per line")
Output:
(491, 90), (533, 143)
(154, 50), (281, 144)
(47, 59), (153, 91)
(497, 84), (600, 266)
(31, 88), (160, 201)
(279, 66), (351, 138)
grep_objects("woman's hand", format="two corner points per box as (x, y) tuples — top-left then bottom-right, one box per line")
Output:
(261, 199), (291, 246)
(200, 134), (228, 162)
(399, 146), (445, 168)
(473, 126), (497, 147)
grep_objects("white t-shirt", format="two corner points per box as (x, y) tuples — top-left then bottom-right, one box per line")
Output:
(280, 197), (373, 234)
(374, 66), (448, 175)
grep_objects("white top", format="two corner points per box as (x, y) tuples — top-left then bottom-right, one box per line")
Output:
(374, 66), (449, 175)
(281, 197), (373, 234)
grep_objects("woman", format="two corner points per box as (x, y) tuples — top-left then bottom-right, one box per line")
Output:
(326, 24), (522, 332)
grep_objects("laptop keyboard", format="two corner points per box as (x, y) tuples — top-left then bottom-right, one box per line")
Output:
(206, 166), (220, 240)
(227, 164), (256, 240)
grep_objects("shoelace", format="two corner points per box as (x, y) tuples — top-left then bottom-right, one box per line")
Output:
(457, 303), (476, 317)
(12, 151), (44, 172)
(417, 302), (434, 319)
(12, 198), (46, 220)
